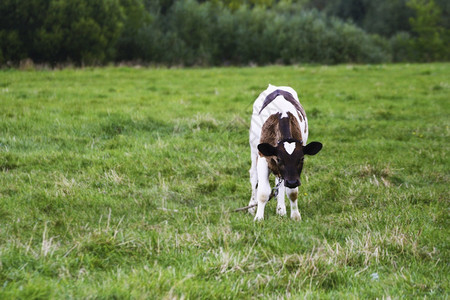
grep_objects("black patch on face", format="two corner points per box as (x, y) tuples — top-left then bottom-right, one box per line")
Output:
(258, 139), (323, 188)
(275, 139), (304, 188)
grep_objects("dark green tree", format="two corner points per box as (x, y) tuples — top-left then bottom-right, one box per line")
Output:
(407, 0), (449, 61)
(115, 0), (152, 61)
(41, 0), (124, 64)
(0, 0), (51, 63)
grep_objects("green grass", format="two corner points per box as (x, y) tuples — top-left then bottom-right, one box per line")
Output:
(0, 64), (449, 299)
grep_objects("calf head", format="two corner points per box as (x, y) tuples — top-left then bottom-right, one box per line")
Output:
(258, 139), (322, 188)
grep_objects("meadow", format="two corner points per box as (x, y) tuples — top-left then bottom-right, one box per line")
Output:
(0, 64), (448, 298)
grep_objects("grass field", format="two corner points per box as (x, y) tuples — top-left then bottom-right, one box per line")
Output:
(0, 64), (449, 298)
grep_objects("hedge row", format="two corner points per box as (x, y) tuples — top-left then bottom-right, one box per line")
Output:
(0, 0), (447, 66)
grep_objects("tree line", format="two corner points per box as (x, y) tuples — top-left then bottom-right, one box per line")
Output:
(0, 0), (448, 66)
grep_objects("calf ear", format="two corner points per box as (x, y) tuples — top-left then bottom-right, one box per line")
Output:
(304, 142), (322, 155)
(258, 143), (277, 157)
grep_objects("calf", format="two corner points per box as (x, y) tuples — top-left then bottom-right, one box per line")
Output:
(249, 84), (322, 221)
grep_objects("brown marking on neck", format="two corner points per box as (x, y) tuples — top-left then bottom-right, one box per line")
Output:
(259, 89), (308, 134)
(288, 112), (303, 141)
(296, 103), (307, 134)
(278, 115), (292, 140)
(297, 111), (307, 134)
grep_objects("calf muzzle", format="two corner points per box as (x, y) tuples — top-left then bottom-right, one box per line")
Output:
(285, 179), (300, 188)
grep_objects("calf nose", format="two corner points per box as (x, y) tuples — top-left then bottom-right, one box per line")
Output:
(285, 179), (300, 188)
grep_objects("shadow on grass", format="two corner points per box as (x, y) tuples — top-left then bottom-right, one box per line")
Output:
(99, 113), (176, 139)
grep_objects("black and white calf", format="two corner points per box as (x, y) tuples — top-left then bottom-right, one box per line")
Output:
(249, 84), (322, 221)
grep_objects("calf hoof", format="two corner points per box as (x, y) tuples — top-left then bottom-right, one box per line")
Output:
(276, 206), (287, 216)
(248, 206), (256, 215)
(291, 211), (301, 221)
(254, 214), (264, 221)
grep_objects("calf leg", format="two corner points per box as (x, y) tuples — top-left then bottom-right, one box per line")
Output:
(276, 178), (286, 216)
(248, 154), (258, 215)
(254, 158), (270, 221)
(286, 187), (301, 221)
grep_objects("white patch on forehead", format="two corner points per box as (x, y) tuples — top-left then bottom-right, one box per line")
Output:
(283, 142), (296, 155)
(280, 111), (288, 118)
